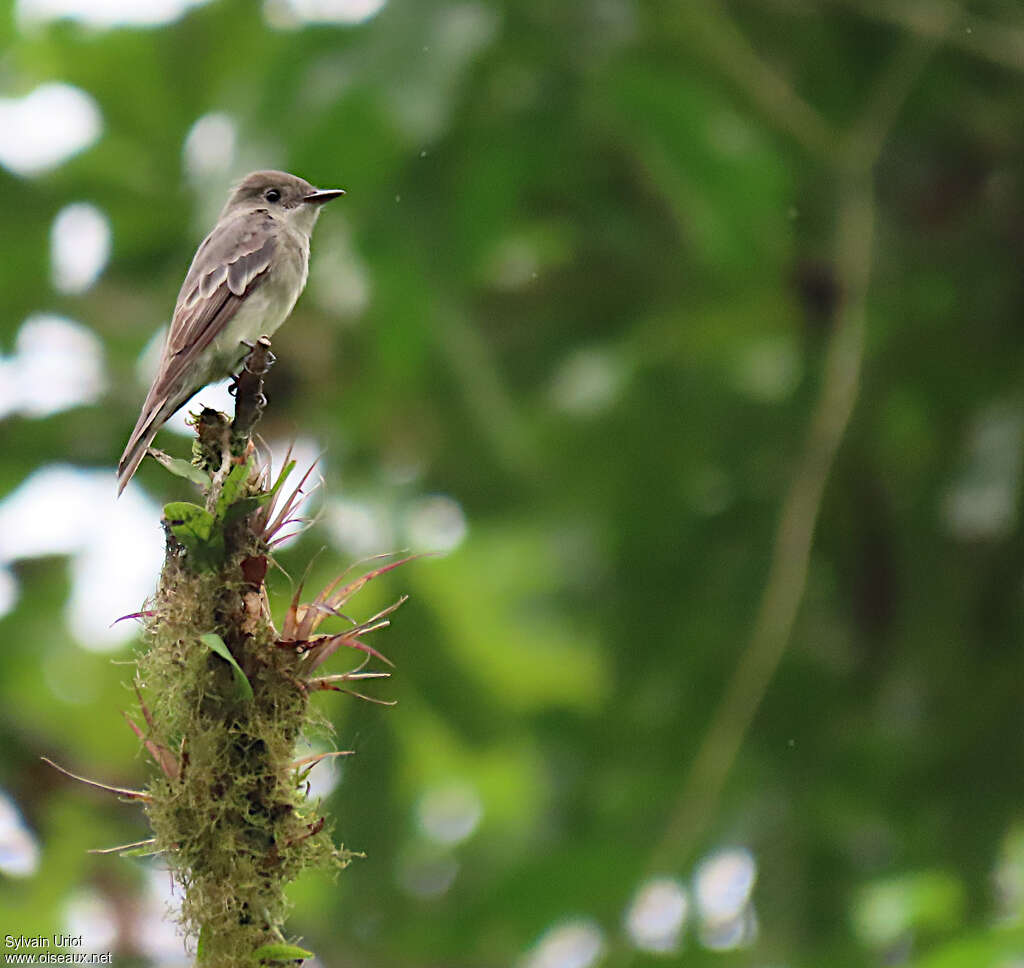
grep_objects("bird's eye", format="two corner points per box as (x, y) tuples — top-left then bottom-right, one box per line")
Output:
(265, 189), (281, 203)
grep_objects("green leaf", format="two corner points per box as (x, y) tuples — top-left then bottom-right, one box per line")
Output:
(853, 870), (965, 949)
(265, 459), (296, 503)
(913, 925), (1024, 967)
(150, 450), (212, 488)
(222, 495), (262, 526)
(200, 633), (254, 701)
(164, 502), (223, 570)
(164, 501), (214, 541)
(251, 943), (314, 963)
(215, 458), (254, 520)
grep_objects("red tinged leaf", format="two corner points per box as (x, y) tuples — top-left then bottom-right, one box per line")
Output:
(111, 610), (155, 626)
(306, 679), (342, 692)
(314, 671), (391, 683)
(301, 634), (395, 671)
(340, 689), (398, 706)
(261, 457), (323, 544)
(268, 530), (302, 546)
(285, 815), (325, 847)
(88, 838), (160, 856)
(240, 554), (268, 587)
(123, 712), (180, 781)
(41, 757), (151, 802)
(303, 601), (357, 624)
(298, 555), (420, 641)
(281, 554), (322, 640)
(291, 750), (355, 770)
(306, 670), (391, 692)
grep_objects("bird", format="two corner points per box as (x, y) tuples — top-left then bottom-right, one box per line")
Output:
(116, 170), (344, 494)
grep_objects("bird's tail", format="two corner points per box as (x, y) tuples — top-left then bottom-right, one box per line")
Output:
(117, 394), (183, 495)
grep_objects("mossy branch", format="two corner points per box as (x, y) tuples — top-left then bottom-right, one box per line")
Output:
(50, 339), (408, 968)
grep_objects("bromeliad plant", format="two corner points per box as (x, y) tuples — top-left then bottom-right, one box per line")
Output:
(46, 340), (410, 967)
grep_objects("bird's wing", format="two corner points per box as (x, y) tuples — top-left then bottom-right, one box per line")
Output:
(156, 209), (279, 397)
(117, 211), (278, 492)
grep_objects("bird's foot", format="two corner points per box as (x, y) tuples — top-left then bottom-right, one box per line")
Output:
(232, 337), (275, 440)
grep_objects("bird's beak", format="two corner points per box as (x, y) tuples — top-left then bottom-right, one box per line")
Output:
(303, 188), (345, 205)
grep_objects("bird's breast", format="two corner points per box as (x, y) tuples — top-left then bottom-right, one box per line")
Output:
(211, 229), (310, 367)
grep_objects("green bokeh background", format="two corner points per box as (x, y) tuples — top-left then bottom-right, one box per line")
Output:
(2, 1), (1024, 965)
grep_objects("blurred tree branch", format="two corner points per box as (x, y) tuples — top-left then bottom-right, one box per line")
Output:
(648, 10), (956, 875)
(820, 0), (1024, 73)
(670, 3), (838, 158)
(435, 305), (542, 480)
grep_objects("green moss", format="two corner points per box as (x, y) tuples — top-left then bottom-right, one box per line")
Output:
(135, 472), (348, 967)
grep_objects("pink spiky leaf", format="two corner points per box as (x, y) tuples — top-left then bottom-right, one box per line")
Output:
(306, 670), (391, 692)
(42, 757), (151, 802)
(111, 610), (155, 626)
(299, 558), (418, 640)
(291, 750), (354, 772)
(262, 459), (322, 544)
(88, 838), (160, 856)
(123, 712), (180, 781)
(340, 689), (398, 706)
(301, 634), (395, 672)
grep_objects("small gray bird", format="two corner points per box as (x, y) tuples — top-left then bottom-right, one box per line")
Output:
(117, 170), (343, 494)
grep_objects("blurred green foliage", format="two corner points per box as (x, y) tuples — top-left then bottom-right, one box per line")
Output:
(2, 0), (1024, 966)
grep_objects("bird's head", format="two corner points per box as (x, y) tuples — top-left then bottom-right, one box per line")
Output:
(223, 170), (344, 234)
